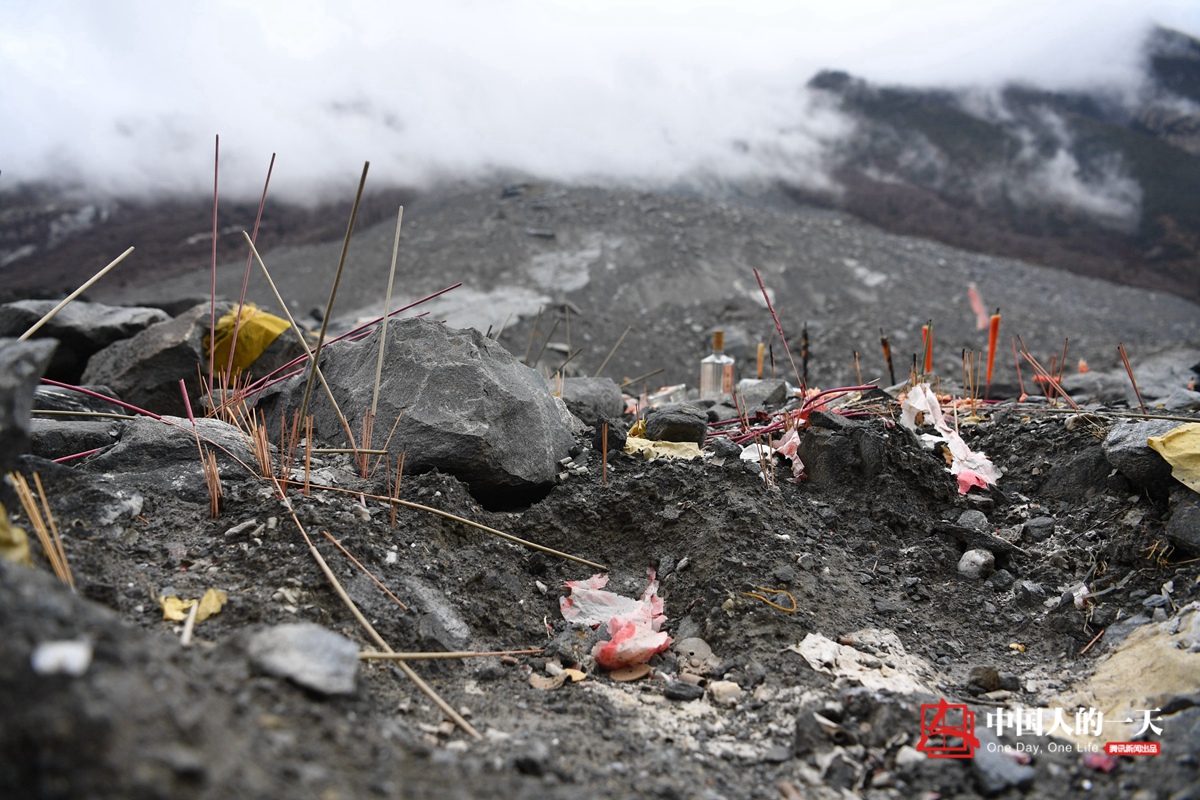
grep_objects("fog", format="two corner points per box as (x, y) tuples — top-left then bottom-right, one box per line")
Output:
(3, 0), (1199, 200)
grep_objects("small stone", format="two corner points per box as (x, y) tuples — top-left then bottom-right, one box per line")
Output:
(957, 549), (995, 580)
(1022, 516), (1055, 542)
(664, 681), (705, 701)
(708, 680), (743, 707)
(772, 565), (796, 584)
(958, 510), (989, 532)
(894, 745), (924, 769)
(988, 569), (1015, 590)
(246, 623), (359, 695)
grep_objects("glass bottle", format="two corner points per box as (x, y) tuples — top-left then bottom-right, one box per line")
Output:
(699, 330), (735, 399)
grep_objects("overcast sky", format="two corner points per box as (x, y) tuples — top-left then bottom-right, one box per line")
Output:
(3, 0), (1200, 198)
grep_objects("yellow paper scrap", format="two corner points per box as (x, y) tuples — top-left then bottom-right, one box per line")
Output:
(158, 589), (228, 622)
(195, 588), (228, 621)
(206, 304), (290, 373)
(624, 436), (703, 461)
(1148, 423), (1200, 493)
(0, 503), (32, 567)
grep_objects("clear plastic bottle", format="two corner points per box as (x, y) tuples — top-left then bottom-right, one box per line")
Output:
(699, 331), (735, 399)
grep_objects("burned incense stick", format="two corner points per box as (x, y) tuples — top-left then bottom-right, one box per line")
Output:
(756, 343), (765, 379)
(208, 135), (220, 397)
(620, 367), (664, 388)
(360, 649), (544, 661)
(801, 324), (809, 385)
(1010, 337), (1026, 399)
(224, 153), (276, 383)
(531, 318), (560, 368)
(752, 269), (803, 389)
(594, 324), (632, 378)
(19, 247), (134, 341)
(602, 422), (609, 486)
(300, 161), (370, 429)
(322, 531), (408, 611)
(524, 306), (543, 365)
(371, 206), (404, 422)
(244, 232), (359, 452)
(1117, 343), (1148, 416)
(880, 329), (895, 386)
(853, 350), (862, 386)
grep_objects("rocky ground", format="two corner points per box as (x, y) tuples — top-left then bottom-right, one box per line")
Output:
(2, 182), (1200, 799)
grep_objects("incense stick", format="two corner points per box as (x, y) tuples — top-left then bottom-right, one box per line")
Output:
(18, 247), (135, 341)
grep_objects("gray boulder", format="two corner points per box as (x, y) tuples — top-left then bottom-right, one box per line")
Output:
(33, 384), (127, 418)
(1166, 489), (1200, 554)
(30, 419), (123, 461)
(643, 404), (708, 446)
(82, 302), (231, 417)
(81, 415), (260, 504)
(0, 338), (58, 473)
(0, 300), (168, 382)
(261, 318), (577, 505)
(558, 377), (623, 427)
(735, 378), (789, 410)
(1102, 419), (1182, 492)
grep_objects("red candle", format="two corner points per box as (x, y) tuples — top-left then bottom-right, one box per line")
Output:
(921, 323), (933, 375)
(985, 310), (1000, 396)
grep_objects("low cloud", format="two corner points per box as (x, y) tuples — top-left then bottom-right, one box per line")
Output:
(2, 1), (1198, 199)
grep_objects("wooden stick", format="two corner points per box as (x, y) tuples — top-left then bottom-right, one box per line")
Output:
(752, 269), (803, 390)
(619, 367), (663, 388)
(224, 152), (276, 382)
(594, 325), (632, 378)
(360, 649), (544, 661)
(208, 135), (220, 397)
(523, 306), (543, 365)
(32, 473), (71, 589)
(18, 247), (134, 341)
(372, 206), (404, 421)
(531, 318), (560, 369)
(244, 232), (359, 452)
(180, 599), (200, 647)
(300, 161), (370, 429)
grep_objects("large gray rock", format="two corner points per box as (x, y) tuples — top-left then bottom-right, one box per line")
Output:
(81, 415), (260, 504)
(0, 300), (168, 382)
(262, 318), (577, 505)
(30, 419), (123, 461)
(33, 384), (127, 418)
(82, 301), (231, 417)
(246, 623), (359, 695)
(1102, 419), (1182, 493)
(1166, 489), (1200, 554)
(0, 338), (58, 473)
(643, 404), (708, 446)
(558, 377), (622, 427)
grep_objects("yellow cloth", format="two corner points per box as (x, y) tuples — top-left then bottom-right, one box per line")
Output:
(624, 436), (703, 461)
(1148, 423), (1200, 493)
(207, 304), (290, 374)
